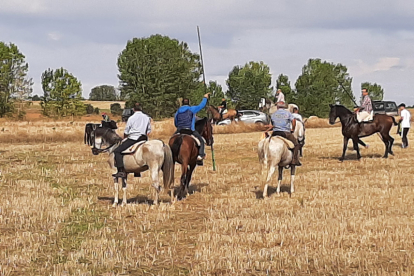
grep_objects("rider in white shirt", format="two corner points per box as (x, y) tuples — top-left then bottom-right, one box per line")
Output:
(398, 103), (411, 148)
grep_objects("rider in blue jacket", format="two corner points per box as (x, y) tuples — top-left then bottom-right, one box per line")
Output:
(174, 93), (210, 161)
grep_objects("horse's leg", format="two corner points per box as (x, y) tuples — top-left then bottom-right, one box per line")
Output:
(263, 165), (276, 198)
(388, 134), (394, 155)
(276, 166), (283, 195)
(357, 139), (367, 149)
(381, 132), (393, 158)
(290, 166), (296, 194)
(112, 177), (119, 207)
(179, 163), (188, 199)
(186, 163), (196, 192)
(340, 137), (349, 161)
(121, 177), (127, 206)
(150, 163), (161, 205)
(352, 137), (361, 160)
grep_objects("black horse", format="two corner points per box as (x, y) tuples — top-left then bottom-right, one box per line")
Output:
(329, 104), (397, 160)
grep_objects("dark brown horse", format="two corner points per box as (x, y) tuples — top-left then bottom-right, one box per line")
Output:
(207, 105), (240, 124)
(329, 104), (397, 160)
(169, 117), (213, 199)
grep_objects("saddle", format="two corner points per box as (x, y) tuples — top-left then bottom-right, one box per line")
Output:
(274, 136), (295, 149)
(121, 141), (146, 154)
(173, 131), (205, 147)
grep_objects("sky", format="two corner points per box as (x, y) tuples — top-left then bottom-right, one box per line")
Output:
(1, 0), (414, 105)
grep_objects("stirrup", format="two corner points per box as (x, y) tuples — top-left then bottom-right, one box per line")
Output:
(197, 155), (204, 161)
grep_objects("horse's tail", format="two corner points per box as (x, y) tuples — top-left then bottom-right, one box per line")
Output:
(391, 116), (398, 126)
(162, 144), (175, 189)
(171, 135), (183, 159)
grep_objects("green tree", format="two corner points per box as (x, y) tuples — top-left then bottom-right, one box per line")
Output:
(89, 85), (117, 101)
(40, 68), (85, 117)
(118, 34), (202, 119)
(0, 42), (32, 117)
(226, 61), (272, 110)
(188, 81), (225, 117)
(110, 103), (122, 116)
(275, 74), (294, 103)
(361, 82), (384, 101)
(32, 95), (41, 101)
(295, 59), (355, 117)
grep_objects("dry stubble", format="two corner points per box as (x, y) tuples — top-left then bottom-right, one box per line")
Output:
(0, 123), (414, 275)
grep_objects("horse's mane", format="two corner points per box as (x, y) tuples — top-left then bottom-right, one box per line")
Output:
(332, 104), (353, 114)
(209, 105), (219, 112)
(195, 117), (208, 133)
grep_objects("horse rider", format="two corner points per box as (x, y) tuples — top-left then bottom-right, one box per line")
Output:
(355, 88), (373, 122)
(174, 93), (210, 162)
(275, 89), (285, 105)
(102, 112), (110, 122)
(112, 103), (151, 178)
(267, 101), (302, 166)
(292, 107), (303, 122)
(218, 98), (227, 116)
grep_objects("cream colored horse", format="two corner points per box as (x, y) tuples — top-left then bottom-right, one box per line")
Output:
(92, 136), (174, 206)
(257, 120), (304, 198)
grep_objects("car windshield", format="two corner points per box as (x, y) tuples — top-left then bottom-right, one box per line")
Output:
(373, 102), (384, 110)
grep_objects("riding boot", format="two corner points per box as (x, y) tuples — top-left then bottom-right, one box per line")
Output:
(112, 167), (127, 178)
(291, 145), (302, 166)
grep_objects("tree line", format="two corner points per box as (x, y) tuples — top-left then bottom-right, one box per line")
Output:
(0, 36), (386, 119)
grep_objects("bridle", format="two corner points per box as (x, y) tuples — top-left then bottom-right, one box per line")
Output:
(91, 127), (119, 154)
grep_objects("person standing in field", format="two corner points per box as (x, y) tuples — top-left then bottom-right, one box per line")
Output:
(398, 103), (411, 148)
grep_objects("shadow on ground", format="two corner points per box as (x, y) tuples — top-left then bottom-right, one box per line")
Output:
(253, 185), (291, 199)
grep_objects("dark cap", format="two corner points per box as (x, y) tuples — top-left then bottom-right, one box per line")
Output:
(398, 103), (406, 108)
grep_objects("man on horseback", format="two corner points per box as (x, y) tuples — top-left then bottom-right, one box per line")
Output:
(356, 88), (373, 122)
(292, 107), (303, 122)
(112, 103), (151, 178)
(218, 98), (227, 116)
(268, 101), (302, 166)
(174, 93), (210, 162)
(275, 89), (285, 105)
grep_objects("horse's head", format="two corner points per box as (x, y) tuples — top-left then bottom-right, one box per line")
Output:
(329, 104), (338, 125)
(90, 126), (122, 155)
(196, 117), (214, 146)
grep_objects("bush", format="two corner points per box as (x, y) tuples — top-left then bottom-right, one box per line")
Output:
(110, 103), (122, 116)
(94, 107), (100, 114)
(85, 104), (94, 114)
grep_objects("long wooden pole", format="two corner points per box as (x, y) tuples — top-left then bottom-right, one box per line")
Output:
(197, 26), (216, 171)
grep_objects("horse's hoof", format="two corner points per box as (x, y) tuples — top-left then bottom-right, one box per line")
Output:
(389, 151), (394, 155)
(339, 158), (344, 162)
(112, 203), (117, 208)
(382, 156), (388, 159)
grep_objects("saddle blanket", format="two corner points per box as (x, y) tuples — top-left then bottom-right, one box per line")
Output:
(260, 132), (295, 149)
(121, 141), (146, 154)
(173, 133), (205, 146)
(358, 111), (374, 122)
(274, 136), (295, 149)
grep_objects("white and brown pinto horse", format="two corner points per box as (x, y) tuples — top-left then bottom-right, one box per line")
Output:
(89, 127), (174, 206)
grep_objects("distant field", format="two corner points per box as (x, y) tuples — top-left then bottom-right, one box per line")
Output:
(31, 101), (126, 110)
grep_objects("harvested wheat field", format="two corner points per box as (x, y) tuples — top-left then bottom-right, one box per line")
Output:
(1, 121), (414, 275)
